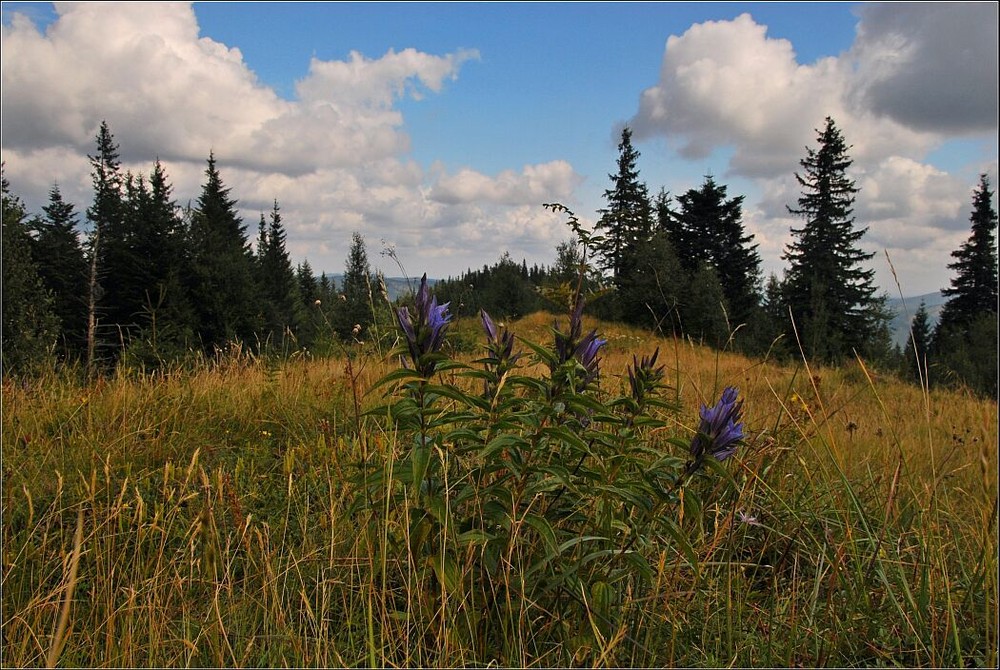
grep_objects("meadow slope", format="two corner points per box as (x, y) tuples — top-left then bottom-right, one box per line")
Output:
(2, 311), (996, 667)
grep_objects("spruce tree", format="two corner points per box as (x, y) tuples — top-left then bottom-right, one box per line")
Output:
(29, 184), (89, 359)
(937, 174), (998, 329)
(617, 230), (684, 333)
(336, 232), (374, 339)
(594, 127), (653, 282)
(257, 200), (304, 349)
(905, 301), (932, 386)
(127, 160), (194, 362)
(2, 168), (59, 374)
(186, 154), (257, 351)
(85, 121), (125, 368)
(932, 174), (998, 396)
(680, 263), (729, 348)
(782, 117), (889, 362)
(673, 176), (762, 328)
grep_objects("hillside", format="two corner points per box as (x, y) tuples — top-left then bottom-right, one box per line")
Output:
(1, 308), (996, 667)
(886, 291), (947, 346)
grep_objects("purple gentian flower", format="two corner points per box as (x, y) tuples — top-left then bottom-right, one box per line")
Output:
(689, 386), (745, 463)
(396, 274), (451, 377)
(481, 309), (498, 343)
(550, 296), (606, 391)
(574, 331), (607, 385)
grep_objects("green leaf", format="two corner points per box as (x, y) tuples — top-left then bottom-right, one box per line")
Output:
(660, 517), (700, 575)
(456, 529), (495, 547)
(370, 367), (424, 390)
(427, 552), (462, 593)
(702, 453), (740, 490)
(483, 433), (527, 459)
(412, 442), (430, 493)
(525, 476), (563, 495)
(522, 513), (559, 561)
(541, 425), (590, 453)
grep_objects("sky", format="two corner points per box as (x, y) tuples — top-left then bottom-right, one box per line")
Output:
(1, 2), (997, 297)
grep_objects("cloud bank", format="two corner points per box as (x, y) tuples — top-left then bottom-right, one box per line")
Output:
(1, 2), (575, 278)
(628, 5), (997, 294)
(2, 2), (996, 295)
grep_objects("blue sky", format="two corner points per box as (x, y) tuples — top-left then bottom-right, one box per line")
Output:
(2, 2), (997, 296)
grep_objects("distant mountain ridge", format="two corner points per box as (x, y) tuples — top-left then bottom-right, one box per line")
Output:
(324, 274), (437, 302)
(885, 291), (946, 347)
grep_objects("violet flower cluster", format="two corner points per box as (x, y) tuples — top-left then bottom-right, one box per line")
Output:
(396, 274), (451, 378)
(689, 386), (745, 465)
(552, 297), (607, 391)
(480, 310), (521, 399)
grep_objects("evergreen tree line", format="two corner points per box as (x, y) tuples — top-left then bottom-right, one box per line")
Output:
(3, 117), (996, 395)
(2, 121), (382, 374)
(434, 119), (996, 396)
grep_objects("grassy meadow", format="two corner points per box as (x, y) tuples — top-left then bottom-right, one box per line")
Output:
(2, 310), (997, 667)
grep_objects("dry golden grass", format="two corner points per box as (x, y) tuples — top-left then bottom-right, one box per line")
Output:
(1, 309), (996, 667)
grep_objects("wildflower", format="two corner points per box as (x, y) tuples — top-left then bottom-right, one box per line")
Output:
(574, 331), (607, 386)
(627, 348), (664, 406)
(737, 509), (761, 526)
(314, 299), (322, 306)
(551, 295), (606, 390)
(396, 274), (451, 377)
(352, 323), (362, 337)
(689, 386), (745, 464)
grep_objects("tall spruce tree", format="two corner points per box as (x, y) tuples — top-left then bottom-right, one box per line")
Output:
(187, 153), (257, 351)
(672, 176), (762, 329)
(85, 121), (125, 368)
(932, 174), (999, 396)
(680, 263), (730, 347)
(257, 200), (304, 348)
(126, 160), (194, 363)
(937, 174), (998, 329)
(782, 117), (889, 362)
(29, 184), (89, 359)
(2, 168), (60, 375)
(336, 232), (374, 339)
(594, 127), (653, 282)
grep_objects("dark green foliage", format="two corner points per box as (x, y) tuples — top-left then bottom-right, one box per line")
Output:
(782, 117), (890, 363)
(294, 260), (321, 347)
(594, 127), (654, 282)
(2, 168), (59, 375)
(616, 230), (684, 334)
(931, 313), (998, 397)
(932, 175), (999, 396)
(123, 162), (197, 366)
(904, 301), (933, 385)
(937, 175), (998, 330)
(671, 176), (762, 330)
(680, 263), (730, 348)
(334, 231), (375, 340)
(28, 184), (88, 359)
(256, 201), (305, 350)
(435, 252), (548, 321)
(186, 154), (258, 352)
